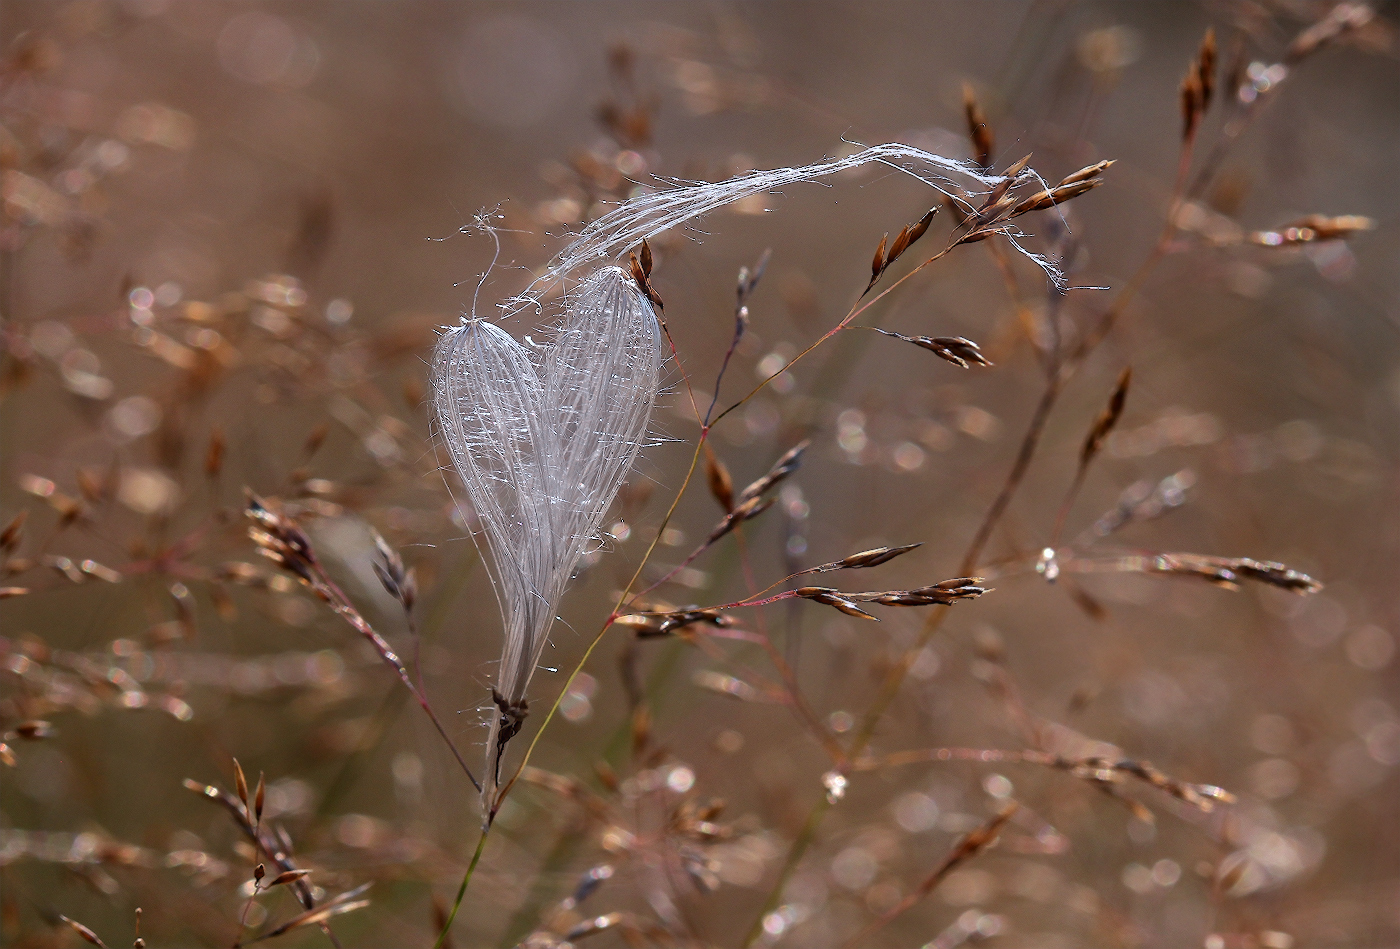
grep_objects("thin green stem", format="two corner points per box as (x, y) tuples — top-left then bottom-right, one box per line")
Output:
(434, 828), (489, 949)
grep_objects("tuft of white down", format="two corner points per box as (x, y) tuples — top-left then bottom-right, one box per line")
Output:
(431, 265), (663, 817)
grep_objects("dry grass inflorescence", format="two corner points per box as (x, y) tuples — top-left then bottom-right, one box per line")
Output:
(1, 3), (1397, 948)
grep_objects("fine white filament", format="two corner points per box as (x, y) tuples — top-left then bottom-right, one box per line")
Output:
(432, 266), (663, 816)
(508, 142), (1010, 311)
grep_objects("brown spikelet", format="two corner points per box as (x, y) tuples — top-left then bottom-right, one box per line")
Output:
(1114, 552), (1322, 594)
(868, 232), (888, 289)
(615, 608), (730, 638)
(845, 803), (1017, 945)
(886, 225), (912, 267)
(1227, 557), (1322, 594)
(705, 494), (775, 545)
(629, 251), (665, 310)
(233, 758), (249, 811)
(252, 884), (373, 942)
(1082, 367), (1131, 467)
(873, 328), (991, 369)
(58, 916), (108, 948)
(1011, 176), (1108, 217)
(980, 154), (1031, 211)
(958, 226), (1004, 244)
(845, 578), (988, 606)
(704, 448), (734, 512)
(1002, 153), (1032, 180)
(1057, 159), (1115, 188)
(868, 207), (941, 290)
(735, 440), (808, 507)
(254, 771), (266, 823)
(639, 236), (653, 276)
(793, 586), (879, 621)
(962, 82), (994, 170)
(737, 248), (771, 303)
(908, 206), (937, 245)
(269, 869), (313, 888)
(370, 530), (416, 613)
(807, 543), (922, 573)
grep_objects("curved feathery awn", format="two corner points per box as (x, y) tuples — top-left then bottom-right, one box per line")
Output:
(507, 142), (1031, 312)
(432, 266), (664, 818)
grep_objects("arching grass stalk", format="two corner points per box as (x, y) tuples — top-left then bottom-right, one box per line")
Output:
(433, 829), (489, 949)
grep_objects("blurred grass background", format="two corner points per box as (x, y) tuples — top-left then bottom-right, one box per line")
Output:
(1, 2), (1397, 947)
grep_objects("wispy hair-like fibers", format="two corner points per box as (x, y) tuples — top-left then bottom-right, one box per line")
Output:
(432, 266), (663, 819)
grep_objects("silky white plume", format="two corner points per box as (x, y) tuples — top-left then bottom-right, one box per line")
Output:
(508, 142), (1015, 311)
(432, 265), (663, 817)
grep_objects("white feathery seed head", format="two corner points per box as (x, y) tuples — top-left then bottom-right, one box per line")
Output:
(434, 141), (1051, 821)
(431, 265), (663, 817)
